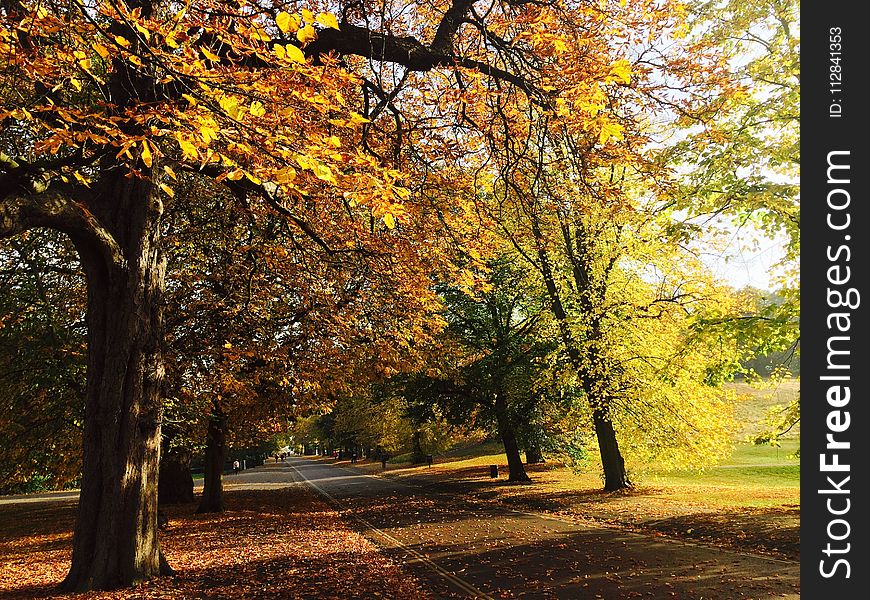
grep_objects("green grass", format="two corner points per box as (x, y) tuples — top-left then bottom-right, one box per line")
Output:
(724, 438), (800, 466)
(726, 379), (800, 438)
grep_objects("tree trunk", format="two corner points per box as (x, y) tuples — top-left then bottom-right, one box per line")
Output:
(198, 401), (227, 513)
(525, 444), (544, 464)
(532, 225), (630, 491)
(494, 394), (530, 482)
(411, 430), (426, 464)
(61, 177), (170, 591)
(158, 447), (195, 505)
(593, 409), (630, 491)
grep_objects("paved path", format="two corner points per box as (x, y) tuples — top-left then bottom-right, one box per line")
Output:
(286, 456), (800, 600)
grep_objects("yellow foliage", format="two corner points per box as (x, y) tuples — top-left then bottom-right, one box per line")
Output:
(296, 25), (317, 45)
(316, 12), (340, 30)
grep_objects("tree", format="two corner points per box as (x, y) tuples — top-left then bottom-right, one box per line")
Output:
(1, 0), (448, 588)
(404, 256), (555, 482)
(671, 0), (800, 444)
(0, 232), (85, 494)
(1, 0), (728, 588)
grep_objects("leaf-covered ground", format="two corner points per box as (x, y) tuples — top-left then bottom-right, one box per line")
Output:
(0, 486), (431, 599)
(337, 456), (800, 561)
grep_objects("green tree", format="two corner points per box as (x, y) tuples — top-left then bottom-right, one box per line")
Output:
(405, 256), (555, 482)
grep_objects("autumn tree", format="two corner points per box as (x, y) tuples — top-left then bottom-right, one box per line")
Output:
(0, 232), (85, 493)
(670, 0), (800, 443)
(1, 0), (727, 588)
(1, 0), (432, 587)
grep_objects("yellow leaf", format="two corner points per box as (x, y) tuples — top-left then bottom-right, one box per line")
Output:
(284, 44), (306, 63)
(273, 44), (286, 60)
(296, 25), (317, 44)
(92, 43), (110, 59)
(383, 213), (396, 229)
(165, 31), (179, 49)
(73, 171), (90, 187)
(219, 96), (241, 120)
(141, 140), (153, 168)
(275, 167), (297, 183)
(598, 120), (624, 145)
(128, 54), (143, 67)
(607, 59), (632, 85)
(200, 126), (218, 144)
(249, 100), (266, 117)
(276, 11), (296, 33)
(312, 163), (335, 184)
(134, 23), (151, 41)
(349, 112), (371, 124)
(227, 169), (244, 180)
(176, 134), (199, 161)
(182, 93), (198, 106)
(115, 35), (131, 48)
(250, 25), (271, 42)
(158, 183), (175, 197)
(302, 9), (315, 22)
(316, 12), (340, 30)
(163, 165), (177, 180)
(201, 47), (221, 62)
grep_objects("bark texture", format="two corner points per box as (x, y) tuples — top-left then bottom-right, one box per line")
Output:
(158, 447), (195, 505)
(61, 176), (169, 591)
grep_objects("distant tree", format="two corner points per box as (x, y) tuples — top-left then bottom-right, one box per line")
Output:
(404, 256), (555, 482)
(0, 232), (85, 493)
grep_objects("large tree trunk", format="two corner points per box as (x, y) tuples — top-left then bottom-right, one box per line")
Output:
(61, 177), (170, 591)
(158, 447), (195, 505)
(593, 409), (630, 491)
(494, 394), (530, 482)
(197, 402), (227, 513)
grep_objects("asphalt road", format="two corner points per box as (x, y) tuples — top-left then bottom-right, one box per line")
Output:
(285, 456), (800, 600)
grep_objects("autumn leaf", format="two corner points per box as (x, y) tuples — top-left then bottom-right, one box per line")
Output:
(284, 44), (306, 64)
(598, 120), (624, 145)
(92, 43), (110, 59)
(201, 47), (221, 62)
(383, 213), (396, 229)
(276, 11), (296, 34)
(140, 140), (153, 168)
(158, 183), (175, 197)
(296, 25), (317, 45)
(249, 101), (266, 118)
(607, 59), (632, 84)
(312, 163), (336, 184)
(316, 12), (340, 30)
(175, 134), (198, 161)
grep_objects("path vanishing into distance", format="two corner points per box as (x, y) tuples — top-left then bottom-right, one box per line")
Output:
(281, 456), (799, 599)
